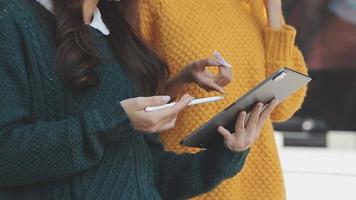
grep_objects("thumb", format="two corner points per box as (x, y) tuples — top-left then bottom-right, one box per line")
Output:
(130, 96), (171, 110)
(155, 94), (194, 119)
(171, 94), (194, 112)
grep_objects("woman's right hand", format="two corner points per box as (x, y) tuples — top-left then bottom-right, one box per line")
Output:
(177, 58), (232, 94)
(120, 94), (194, 133)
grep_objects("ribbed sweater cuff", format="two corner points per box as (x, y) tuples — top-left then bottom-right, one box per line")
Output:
(99, 103), (134, 142)
(264, 25), (296, 63)
(209, 143), (250, 176)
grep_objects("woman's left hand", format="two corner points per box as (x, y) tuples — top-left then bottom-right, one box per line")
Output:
(264, 0), (284, 30)
(218, 99), (278, 152)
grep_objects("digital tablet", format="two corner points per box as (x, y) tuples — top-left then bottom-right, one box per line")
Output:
(180, 67), (312, 148)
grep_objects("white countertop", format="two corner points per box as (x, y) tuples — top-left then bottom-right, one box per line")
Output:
(280, 147), (356, 200)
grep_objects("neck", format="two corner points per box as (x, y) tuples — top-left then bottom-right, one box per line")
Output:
(82, 0), (99, 24)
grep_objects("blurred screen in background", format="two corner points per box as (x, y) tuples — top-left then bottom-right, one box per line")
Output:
(276, 3), (356, 199)
(277, 0), (356, 133)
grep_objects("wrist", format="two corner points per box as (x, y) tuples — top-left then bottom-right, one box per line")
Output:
(163, 72), (191, 98)
(169, 70), (192, 86)
(266, 0), (284, 30)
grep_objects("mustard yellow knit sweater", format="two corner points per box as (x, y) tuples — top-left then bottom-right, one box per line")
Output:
(139, 0), (308, 199)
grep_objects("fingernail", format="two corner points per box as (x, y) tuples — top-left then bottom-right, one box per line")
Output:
(181, 94), (189, 99)
(257, 102), (263, 107)
(188, 96), (195, 102)
(241, 111), (246, 116)
(162, 96), (171, 102)
(182, 94), (193, 101)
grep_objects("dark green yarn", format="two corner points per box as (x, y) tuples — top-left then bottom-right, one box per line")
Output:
(0, 0), (249, 199)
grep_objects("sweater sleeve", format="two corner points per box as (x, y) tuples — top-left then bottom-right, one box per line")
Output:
(144, 134), (249, 200)
(0, 5), (133, 186)
(263, 25), (309, 122)
(138, 0), (158, 47)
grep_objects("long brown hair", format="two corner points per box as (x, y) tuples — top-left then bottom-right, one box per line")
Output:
(53, 0), (168, 95)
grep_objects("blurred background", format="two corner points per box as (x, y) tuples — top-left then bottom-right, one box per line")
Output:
(275, 0), (356, 199)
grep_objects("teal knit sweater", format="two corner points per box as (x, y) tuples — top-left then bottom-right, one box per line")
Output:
(0, 0), (249, 199)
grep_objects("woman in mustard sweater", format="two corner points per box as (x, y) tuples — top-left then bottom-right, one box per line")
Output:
(139, 0), (308, 199)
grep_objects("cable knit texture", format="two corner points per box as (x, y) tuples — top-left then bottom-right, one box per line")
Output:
(0, 0), (250, 199)
(139, 0), (308, 199)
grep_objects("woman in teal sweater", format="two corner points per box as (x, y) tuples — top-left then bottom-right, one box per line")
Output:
(0, 0), (276, 199)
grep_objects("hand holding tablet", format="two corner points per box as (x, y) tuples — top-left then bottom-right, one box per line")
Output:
(181, 67), (312, 148)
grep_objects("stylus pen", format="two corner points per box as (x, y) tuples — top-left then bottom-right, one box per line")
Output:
(145, 96), (224, 112)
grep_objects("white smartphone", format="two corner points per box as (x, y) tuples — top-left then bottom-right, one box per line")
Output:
(144, 96), (224, 112)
